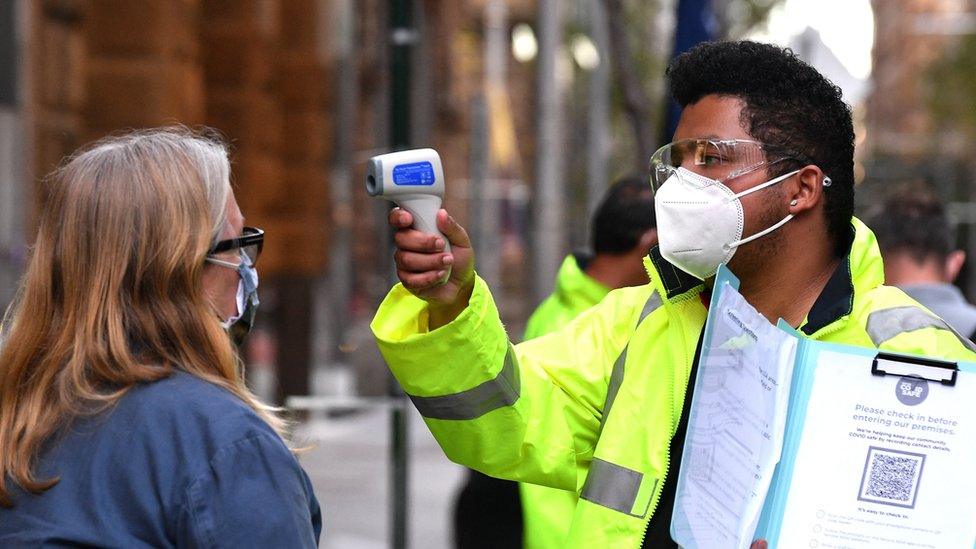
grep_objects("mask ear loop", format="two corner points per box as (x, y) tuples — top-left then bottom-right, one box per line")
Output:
(722, 169), (802, 250)
(730, 169), (801, 200)
(727, 214), (795, 250)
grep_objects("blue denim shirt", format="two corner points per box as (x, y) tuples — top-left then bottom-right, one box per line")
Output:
(0, 371), (322, 548)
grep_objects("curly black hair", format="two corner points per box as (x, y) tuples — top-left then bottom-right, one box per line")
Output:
(666, 40), (855, 257)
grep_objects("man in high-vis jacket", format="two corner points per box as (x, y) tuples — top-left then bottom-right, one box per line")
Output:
(372, 41), (976, 548)
(456, 176), (655, 549)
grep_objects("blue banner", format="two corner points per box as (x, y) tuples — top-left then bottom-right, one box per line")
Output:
(664, 0), (717, 142)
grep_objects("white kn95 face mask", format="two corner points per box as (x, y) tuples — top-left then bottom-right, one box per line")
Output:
(654, 167), (800, 280)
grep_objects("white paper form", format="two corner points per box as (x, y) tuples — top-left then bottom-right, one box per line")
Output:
(671, 281), (798, 549)
(777, 350), (976, 548)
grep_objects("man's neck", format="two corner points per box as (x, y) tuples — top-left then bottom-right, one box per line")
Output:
(884, 256), (947, 287)
(585, 253), (649, 290)
(737, 239), (841, 328)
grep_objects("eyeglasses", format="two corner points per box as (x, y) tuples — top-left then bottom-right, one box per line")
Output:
(207, 226), (264, 268)
(648, 138), (808, 191)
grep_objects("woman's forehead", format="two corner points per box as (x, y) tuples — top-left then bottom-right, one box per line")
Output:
(224, 192), (244, 236)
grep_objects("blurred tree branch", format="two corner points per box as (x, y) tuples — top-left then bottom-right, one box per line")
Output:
(604, 0), (656, 172)
(928, 34), (976, 142)
(714, 0), (784, 39)
(600, 0), (783, 171)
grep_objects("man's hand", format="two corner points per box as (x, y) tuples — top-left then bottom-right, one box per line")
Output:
(390, 208), (475, 329)
(750, 540), (768, 549)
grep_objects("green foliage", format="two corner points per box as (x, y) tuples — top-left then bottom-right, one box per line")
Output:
(928, 34), (976, 138)
(718, 0), (785, 39)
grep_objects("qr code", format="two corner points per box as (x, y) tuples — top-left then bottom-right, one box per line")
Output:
(687, 443), (715, 483)
(857, 447), (925, 508)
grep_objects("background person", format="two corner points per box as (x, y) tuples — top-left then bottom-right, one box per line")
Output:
(0, 128), (321, 547)
(454, 176), (657, 549)
(867, 189), (976, 339)
(521, 175), (656, 549)
(524, 176), (658, 340)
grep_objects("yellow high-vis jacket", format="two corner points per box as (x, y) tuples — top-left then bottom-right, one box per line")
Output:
(524, 254), (612, 341)
(522, 254), (611, 549)
(371, 218), (976, 548)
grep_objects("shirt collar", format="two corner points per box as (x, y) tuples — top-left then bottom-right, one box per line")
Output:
(800, 222), (858, 335)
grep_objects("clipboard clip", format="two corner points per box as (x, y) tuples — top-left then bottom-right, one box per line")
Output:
(871, 352), (958, 386)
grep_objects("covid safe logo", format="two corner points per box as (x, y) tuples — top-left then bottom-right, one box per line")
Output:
(895, 376), (929, 406)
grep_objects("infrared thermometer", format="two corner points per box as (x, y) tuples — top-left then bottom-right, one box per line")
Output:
(366, 148), (449, 252)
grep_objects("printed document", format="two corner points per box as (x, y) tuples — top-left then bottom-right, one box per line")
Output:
(671, 282), (797, 549)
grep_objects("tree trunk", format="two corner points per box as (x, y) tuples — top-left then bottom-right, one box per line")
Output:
(604, 0), (656, 172)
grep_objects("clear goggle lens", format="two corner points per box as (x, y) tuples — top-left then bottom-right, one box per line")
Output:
(648, 139), (792, 192)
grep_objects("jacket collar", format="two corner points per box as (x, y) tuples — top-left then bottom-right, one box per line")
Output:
(644, 217), (886, 334)
(800, 217), (885, 335)
(647, 246), (703, 301)
(554, 254), (612, 309)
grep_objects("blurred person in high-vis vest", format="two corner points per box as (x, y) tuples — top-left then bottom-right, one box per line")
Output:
(521, 176), (656, 548)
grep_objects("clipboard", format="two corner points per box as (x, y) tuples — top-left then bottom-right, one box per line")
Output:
(672, 265), (976, 549)
(754, 332), (976, 547)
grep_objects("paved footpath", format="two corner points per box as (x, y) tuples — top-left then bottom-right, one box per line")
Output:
(296, 406), (466, 549)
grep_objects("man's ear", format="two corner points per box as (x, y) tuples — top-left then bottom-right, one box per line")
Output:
(787, 165), (826, 215)
(635, 229), (658, 255)
(945, 250), (966, 283)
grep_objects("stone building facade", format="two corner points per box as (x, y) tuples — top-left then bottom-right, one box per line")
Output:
(2, 0), (543, 400)
(14, 0), (334, 401)
(866, 0), (975, 159)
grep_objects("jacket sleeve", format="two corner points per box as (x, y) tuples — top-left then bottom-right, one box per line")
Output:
(858, 286), (976, 362)
(371, 275), (642, 492)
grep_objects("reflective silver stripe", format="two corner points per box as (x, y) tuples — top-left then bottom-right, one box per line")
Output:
(407, 344), (520, 420)
(867, 306), (976, 352)
(640, 292), (664, 323)
(599, 347), (628, 433)
(580, 458), (649, 516)
(599, 292), (662, 432)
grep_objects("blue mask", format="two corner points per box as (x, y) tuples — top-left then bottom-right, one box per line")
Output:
(223, 253), (259, 346)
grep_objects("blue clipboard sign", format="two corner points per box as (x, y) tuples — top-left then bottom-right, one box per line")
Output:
(672, 265), (976, 548)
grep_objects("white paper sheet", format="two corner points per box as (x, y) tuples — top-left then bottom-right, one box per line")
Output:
(671, 283), (797, 549)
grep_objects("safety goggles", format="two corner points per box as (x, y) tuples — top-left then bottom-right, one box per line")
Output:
(648, 138), (805, 192)
(206, 226), (264, 268)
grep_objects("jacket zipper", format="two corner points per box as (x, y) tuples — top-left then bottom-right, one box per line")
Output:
(637, 329), (683, 548)
(637, 316), (843, 547)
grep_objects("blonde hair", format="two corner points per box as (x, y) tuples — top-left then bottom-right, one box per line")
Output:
(0, 127), (286, 507)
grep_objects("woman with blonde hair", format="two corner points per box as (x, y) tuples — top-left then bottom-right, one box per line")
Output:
(0, 128), (322, 547)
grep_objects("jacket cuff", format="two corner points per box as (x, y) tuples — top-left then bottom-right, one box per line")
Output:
(370, 275), (510, 397)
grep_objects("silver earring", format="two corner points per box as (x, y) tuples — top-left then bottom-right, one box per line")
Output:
(790, 199), (798, 207)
